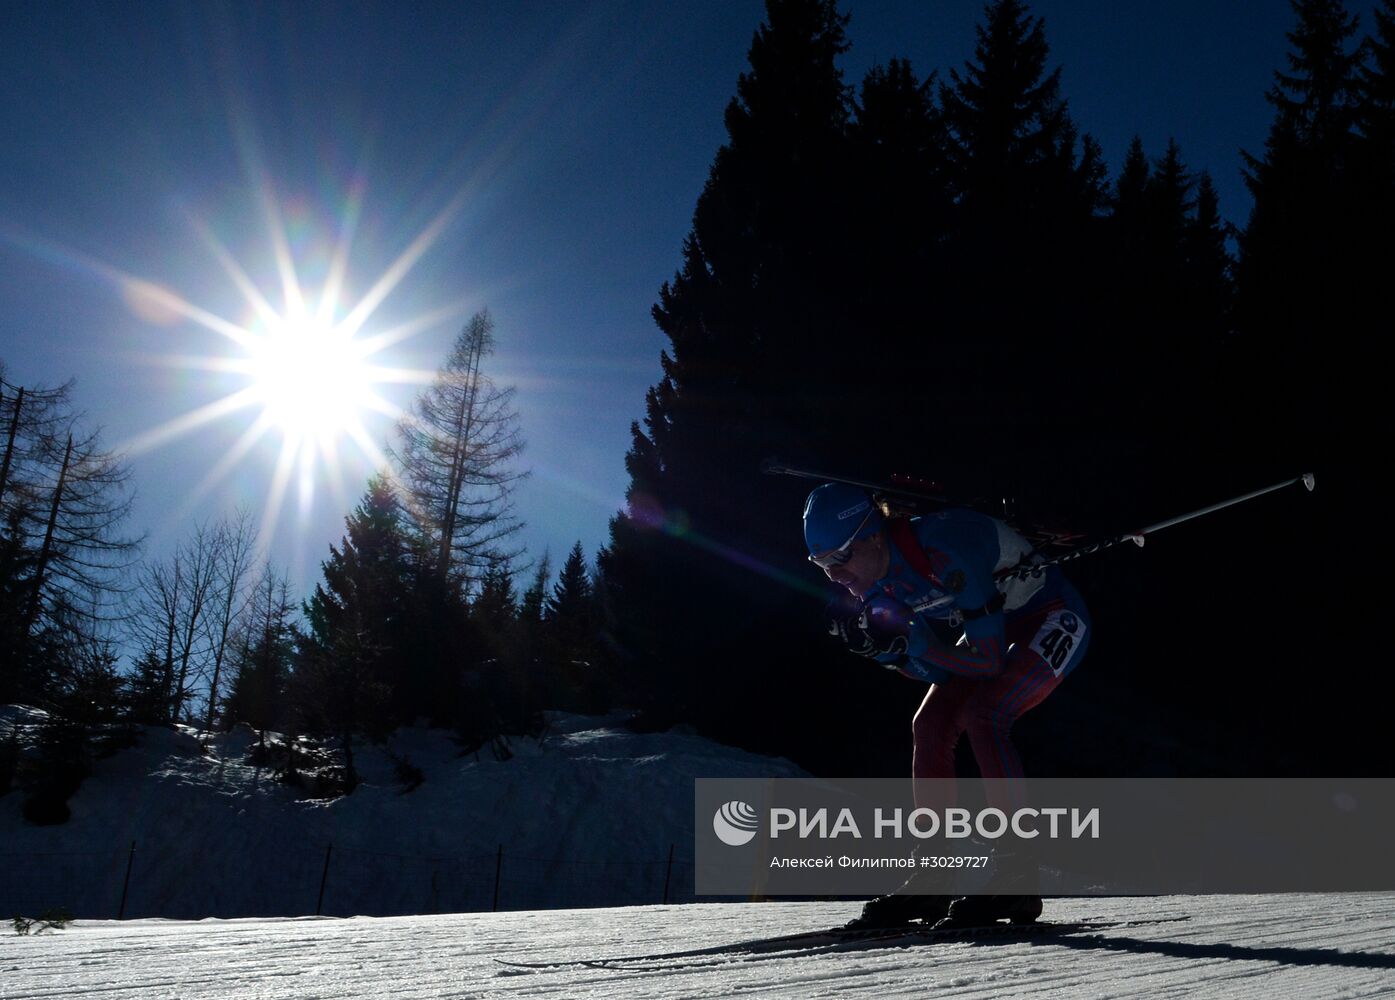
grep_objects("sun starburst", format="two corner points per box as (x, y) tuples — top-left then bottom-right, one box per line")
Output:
(100, 184), (474, 558)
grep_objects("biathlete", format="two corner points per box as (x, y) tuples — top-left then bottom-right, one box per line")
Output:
(802, 482), (1090, 929)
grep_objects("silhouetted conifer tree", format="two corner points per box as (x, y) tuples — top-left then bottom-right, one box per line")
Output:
(601, 0), (860, 751)
(518, 554), (549, 634)
(1184, 172), (1235, 341)
(545, 544), (594, 652)
(932, 0), (1106, 501)
(512, 553), (550, 720)
(1200, 0), (1387, 777)
(293, 617), (386, 794)
(1236, 0), (1364, 466)
(472, 560), (518, 663)
(849, 58), (952, 330)
(465, 560), (539, 735)
(391, 310), (525, 590)
(1112, 136), (1150, 243)
(300, 475), (409, 747)
(940, 0), (1104, 226)
(542, 543), (607, 712)
(1358, 1), (1395, 149)
(123, 650), (171, 728)
(1353, 1), (1395, 330)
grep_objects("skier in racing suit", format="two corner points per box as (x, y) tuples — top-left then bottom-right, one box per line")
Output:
(803, 482), (1089, 929)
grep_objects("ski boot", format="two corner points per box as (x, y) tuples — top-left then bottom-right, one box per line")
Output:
(934, 892), (1043, 928)
(933, 848), (1042, 929)
(844, 863), (953, 930)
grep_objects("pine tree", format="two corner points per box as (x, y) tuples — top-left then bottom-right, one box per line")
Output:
(1239, 0), (1364, 310)
(603, 0), (858, 740)
(293, 614), (385, 794)
(123, 649), (171, 727)
(849, 58), (951, 313)
(1225, 0), (1376, 730)
(304, 473), (476, 732)
(518, 553), (550, 635)
(1146, 139), (1195, 260)
(1353, 1), (1395, 300)
(300, 474), (411, 739)
(1184, 171), (1235, 340)
(646, 0), (854, 486)
(471, 560), (518, 663)
(466, 559), (538, 735)
(1358, 0), (1395, 152)
(512, 552), (550, 718)
(1268, 0), (1363, 147)
(545, 544), (594, 650)
(939, 0), (1104, 236)
(543, 543), (606, 712)
(391, 310), (525, 590)
(1107, 137), (1195, 328)
(1236, 0), (1365, 465)
(1112, 136), (1151, 248)
(933, 0), (1107, 495)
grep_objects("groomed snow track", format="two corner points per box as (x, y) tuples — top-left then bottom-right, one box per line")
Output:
(3, 893), (1393, 999)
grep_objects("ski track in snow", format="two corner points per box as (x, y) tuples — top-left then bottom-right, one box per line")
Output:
(3, 894), (1394, 999)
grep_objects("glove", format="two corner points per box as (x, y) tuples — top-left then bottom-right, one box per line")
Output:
(826, 596), (912, 661)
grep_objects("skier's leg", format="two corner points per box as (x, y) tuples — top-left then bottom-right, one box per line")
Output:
(963, 583), (1090, 801)
(941, 586), (1090, 928)
(963, 644), (1060, 801)
(911, 678), (971, 810)
(847, 680), (968, 930)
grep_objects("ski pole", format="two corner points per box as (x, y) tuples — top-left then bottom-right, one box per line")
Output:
(1000, 473), (1316, 580)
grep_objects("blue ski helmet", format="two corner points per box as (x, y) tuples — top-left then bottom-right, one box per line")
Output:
(803, 483), (883, 556)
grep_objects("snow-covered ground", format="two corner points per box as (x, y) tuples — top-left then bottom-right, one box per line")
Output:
(6, 707), (1394, 996)
(3, 894), (1394, 999)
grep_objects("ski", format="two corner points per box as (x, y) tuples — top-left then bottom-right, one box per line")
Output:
(493, 924), (897, 969)
(581, 921), (1070, 972)
(493, 914), (1190, 971)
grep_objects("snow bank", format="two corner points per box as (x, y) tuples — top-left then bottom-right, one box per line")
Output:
(0, 709), (809, 919)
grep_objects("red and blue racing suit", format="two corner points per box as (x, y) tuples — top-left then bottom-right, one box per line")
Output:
(864, 509), (1089, 810)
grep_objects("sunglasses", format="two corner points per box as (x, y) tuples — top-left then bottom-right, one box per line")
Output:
(808, 504), (874, 570)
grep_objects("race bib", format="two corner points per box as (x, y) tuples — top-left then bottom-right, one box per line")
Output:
(1029, 608), (1086, 677)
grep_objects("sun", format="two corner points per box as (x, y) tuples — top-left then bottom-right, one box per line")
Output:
(95, 183), (473, 553)
(246, 309), (376, 447)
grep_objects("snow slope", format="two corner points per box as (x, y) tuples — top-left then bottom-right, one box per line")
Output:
(0, 709), (809, 919)
(3, 894), (1393, 999)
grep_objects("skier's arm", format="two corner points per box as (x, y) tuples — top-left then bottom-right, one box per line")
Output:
(899, 513), (1008, 678)
(904, 613), (1006, 678)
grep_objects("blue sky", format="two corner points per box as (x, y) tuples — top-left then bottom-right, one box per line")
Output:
(0, 0), (1351, 600)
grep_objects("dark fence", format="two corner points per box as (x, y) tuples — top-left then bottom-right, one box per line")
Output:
(1, 842), (698, 920)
